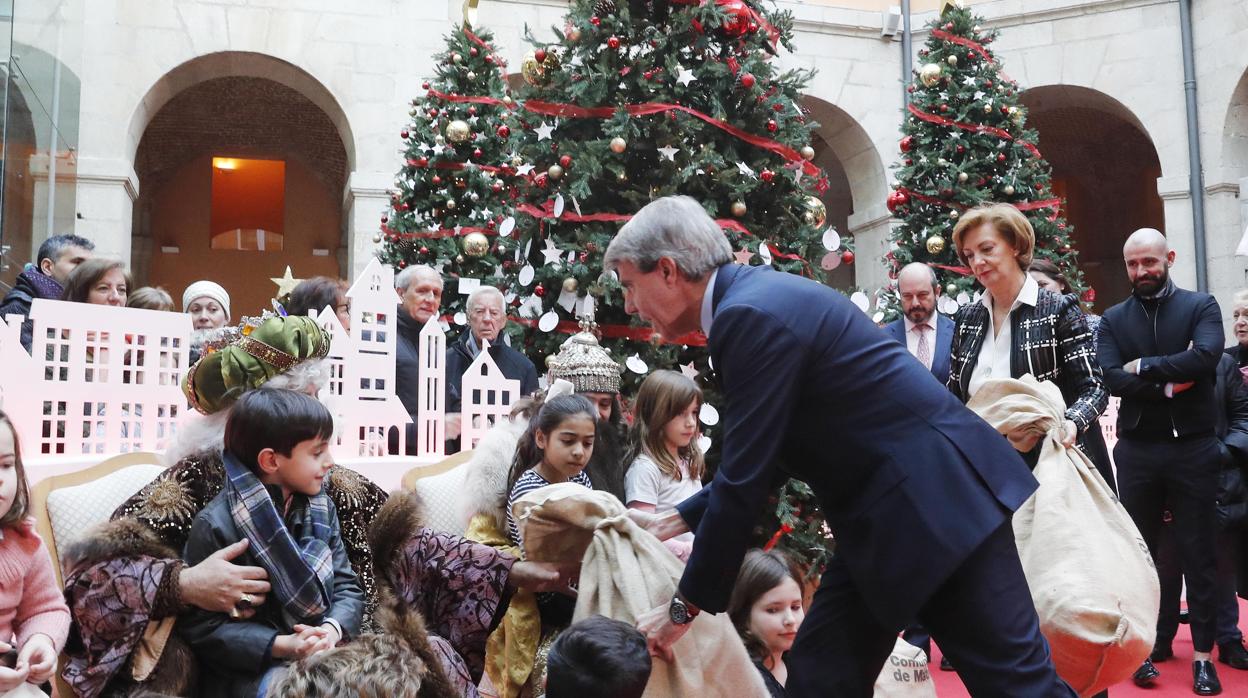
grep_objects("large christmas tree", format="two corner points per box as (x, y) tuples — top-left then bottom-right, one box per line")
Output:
(494, 0), (841, 573)
(376, 25), (519, 324)
(882, 1), (1083, 317)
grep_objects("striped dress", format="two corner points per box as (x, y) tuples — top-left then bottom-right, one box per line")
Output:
(505, 469), (593, 547)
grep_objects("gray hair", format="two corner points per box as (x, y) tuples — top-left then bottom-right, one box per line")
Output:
(603, 196), (733, 279)
(466, 286), (505, 315)
(394, 264), (441, 292)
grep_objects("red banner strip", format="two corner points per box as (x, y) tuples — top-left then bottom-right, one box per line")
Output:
(930, 29), (992, 62)
(462, 27), (492, 52)
(425, 88), (515, 109)
(898, 187), (1060, 220)
(932, 263), (973, 277)
(441, 313), (709, 346)
(523, 99), (820, 176)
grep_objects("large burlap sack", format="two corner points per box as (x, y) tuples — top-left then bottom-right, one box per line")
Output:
(873, 637), (938, 698)
(514, 483), (769, 698)
(968, 376), (1159, 697)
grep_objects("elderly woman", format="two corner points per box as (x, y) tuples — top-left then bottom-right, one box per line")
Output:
(947, 204), (1110, 480)
(62, 258), (130, 306)
(61, 315), (565, 697)
(183, 281), (232, 365)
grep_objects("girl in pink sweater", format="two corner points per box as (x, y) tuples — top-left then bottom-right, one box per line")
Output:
(0, 411), (70, 693)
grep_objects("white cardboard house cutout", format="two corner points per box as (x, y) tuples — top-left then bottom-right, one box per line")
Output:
(0, 259), (521, 492)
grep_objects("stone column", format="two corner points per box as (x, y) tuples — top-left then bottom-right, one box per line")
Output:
(344, 170), (392, 280)
(72, 156), (138, 264)
(1157, 174), (1197, 288)
(847, 203), (895, 298)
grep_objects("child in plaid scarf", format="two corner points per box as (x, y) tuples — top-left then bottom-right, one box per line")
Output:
(179, 389), (363, 698)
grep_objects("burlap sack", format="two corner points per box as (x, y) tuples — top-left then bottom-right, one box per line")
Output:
(873, 636), (938, 698)
(514, 483), (769, 698)
(968, 376), (1159, 697)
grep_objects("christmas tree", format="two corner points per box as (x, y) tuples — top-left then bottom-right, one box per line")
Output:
(376, 25), (519, 325)
(494, 0), (841, 572)
(882, 0), (1083, 317)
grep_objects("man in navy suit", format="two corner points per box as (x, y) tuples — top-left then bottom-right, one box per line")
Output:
(884, 262), (955, 385)
(606, 197), (1071, 697)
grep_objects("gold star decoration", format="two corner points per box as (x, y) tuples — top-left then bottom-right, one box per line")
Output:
(271, 266), (303, 297)
(941, 0), (966, 15)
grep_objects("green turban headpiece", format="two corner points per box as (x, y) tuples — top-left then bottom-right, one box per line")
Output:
(184, 315), (331, 414)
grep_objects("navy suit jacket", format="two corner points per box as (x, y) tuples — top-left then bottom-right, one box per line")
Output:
(883, 314), (955, 386)
(676, 264), (1037, 627)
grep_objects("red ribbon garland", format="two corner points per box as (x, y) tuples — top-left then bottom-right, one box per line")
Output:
(425, 88), (515, 110)
(906, 103), (1041, 159)
(931, 263), (973, 277)
(930, 29), (992, 62)
(897, 186), (1062, 221)
(440, 313), (709, 346)
(763, 523), (795, 552)
(462, 27), (492, 52)
(407, 158), (507, 175)
(382, 224), (498, 240)
(522, 100), (821, 177)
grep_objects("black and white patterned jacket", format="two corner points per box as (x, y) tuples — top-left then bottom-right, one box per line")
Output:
(948, 288), (1109, 433)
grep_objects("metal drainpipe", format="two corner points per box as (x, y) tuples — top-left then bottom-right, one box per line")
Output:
(1178, 0), (1208, 292)
(901, 0), (912, 104)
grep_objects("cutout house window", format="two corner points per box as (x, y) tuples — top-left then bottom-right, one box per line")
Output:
(210, 157), (286, 251)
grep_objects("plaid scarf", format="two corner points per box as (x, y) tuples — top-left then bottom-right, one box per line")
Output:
(19, 265), (64, 300)
(222, 451), (333, 627)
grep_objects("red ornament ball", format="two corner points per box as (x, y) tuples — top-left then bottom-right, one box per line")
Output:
(421, 81), (430, 90)
(939, 104), (949, 113)
(497, 125), (510, 138)
(535, 173), (549, 188)
(535, 49), (547, 62)
(470, 47), (479, 57)
(380, 214), (388, 223)
(472, 148), (483, 159)
(956, 145), (966, 155)
(740, 72), (756, 88)
(468, 106), (477, 116)
(941, 188), (954, 199)
(432, 175), (442, 185)
(559, 155), (572, 168)
(534, 284), (546, 297)
(419, 246), (429, 255)
(428, 108), (439, 118)
(945, 22), (954, 30)
(997, 153), (1007, 163)
(590, 17), (600, 26)
(491, 182), (504, 193)
(760, 170), (775, 183)
(772, 103), (783, 112)
(841, 250), (855, 265)
(766, 119), (778, 132)
(400, 129), (409, 139)
(900, 135), (914, 153)
(416, 156), (428, 167)
(607, 36), (621, 49)
(399, 260), (407, 268)
(886, 190), (909, 213)
(720, 0), (753, 37)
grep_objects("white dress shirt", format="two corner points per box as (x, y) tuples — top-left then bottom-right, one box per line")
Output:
(967, 275), (1039, 398)
(700, 267), (720, 338)
(904, 314), (938, 361)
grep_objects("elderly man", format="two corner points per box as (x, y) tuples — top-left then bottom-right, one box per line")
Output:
(445, 286), (539, 445)
(883, 262), (955, 385)
(0, 233), (94, 349)
(608, 196), (1071, 697)
(1097, 228), (1226, 694)
(393, 265), (444, 454)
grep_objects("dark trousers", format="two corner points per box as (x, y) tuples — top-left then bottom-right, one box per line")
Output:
(1115, 436), (1222, 652)
(786, 523), (1073, 697)
(1156, 520), (1243, 647)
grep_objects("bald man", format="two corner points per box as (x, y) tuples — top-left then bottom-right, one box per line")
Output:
(1096, 228), (1226, 695)
(883, 263), (955, 385)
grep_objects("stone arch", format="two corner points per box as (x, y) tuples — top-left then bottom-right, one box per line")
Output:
(129, 53), (354, 317)
(1020, 85), (1163, 310)
(1223, 70), (1248, 180)
(800, 96), (889, 289)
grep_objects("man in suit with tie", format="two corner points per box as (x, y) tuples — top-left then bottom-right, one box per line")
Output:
(884, 262), (955, 385)
(607, 197), (1071, 697)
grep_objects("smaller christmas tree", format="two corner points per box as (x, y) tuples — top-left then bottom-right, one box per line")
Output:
(377, 25), (519, 324)
(882, 0), (1083, 318)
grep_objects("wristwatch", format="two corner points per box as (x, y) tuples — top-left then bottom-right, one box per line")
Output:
(669, 593), (700, 625)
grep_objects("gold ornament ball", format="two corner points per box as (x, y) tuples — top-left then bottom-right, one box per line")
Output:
(609, 137), (627, 154)
(957, 172), (969, 183)
(503, 95), (514, 106)
(451, 52), (463, 64)
(802, 196), (827, 228)
(946, 55), (959, 67)
(434, 134), (445, 145)
(446, 120), (473, 143)
(983, 103), (993, 113)
(731, 201), (748, 217)
(569, 28), (582, 42)
(372, 232), (383, 244)
(946, 283), (959, 295)
(445, 199), (457, 210)
(521, 49), (560, 86)
(800, 145), (816, 161)
(926, 235), (947, 255)
(949, 210), (960, 220)
(1003, 184), (1016, 196)
(462, 232), (490, 257)
(1008, 106), (1020, 117)
(456, 255), (465, 264)
(562, 277), (579, 293)
(466, 71), (477, 80)
(919, 63), (943, 87)
(547, 164), (564, 180)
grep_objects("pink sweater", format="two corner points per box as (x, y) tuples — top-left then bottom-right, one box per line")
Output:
(0, 520), (70, 653)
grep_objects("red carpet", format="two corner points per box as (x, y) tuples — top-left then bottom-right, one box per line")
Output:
(930, 598), (1248, 696)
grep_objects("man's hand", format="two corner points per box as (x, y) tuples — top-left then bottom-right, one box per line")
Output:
(15, 634), (57, 684)
(445, 413), (462, 440)
(626, 508), (690, 542)
(180, 539), (271, 616)
(1124, 359), (1141, 375)
(637, 603), (692, 663)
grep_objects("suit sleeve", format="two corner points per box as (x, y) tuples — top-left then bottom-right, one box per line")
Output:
(1138, 295), (1224, 382)
(1097, 310), (1166, 401)
(1055, 300), (1109, 432)
(324, 502), (364, 639)
(1223, 361), (1248, 464)
(178, 515), (279, 674)
(677, 306), (804, 614)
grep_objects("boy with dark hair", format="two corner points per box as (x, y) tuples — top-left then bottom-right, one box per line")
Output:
(180, 389), (363, 698)
(545, 615), (652, 698)
(0, 232), (94, 349)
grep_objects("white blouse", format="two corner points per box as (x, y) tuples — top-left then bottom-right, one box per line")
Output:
(967, 275), (1039, 398)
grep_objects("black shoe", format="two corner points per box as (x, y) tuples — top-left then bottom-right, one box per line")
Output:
(1133, 659), (1160, 686)
(1218, 640), (1248, 670)
(1193, 660), (1222, 695)
(1152, 642), (1175, 662)
(939, 656), (953, 671)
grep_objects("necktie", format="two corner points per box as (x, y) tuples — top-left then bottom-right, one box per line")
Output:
(916, 324), (933, 370)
